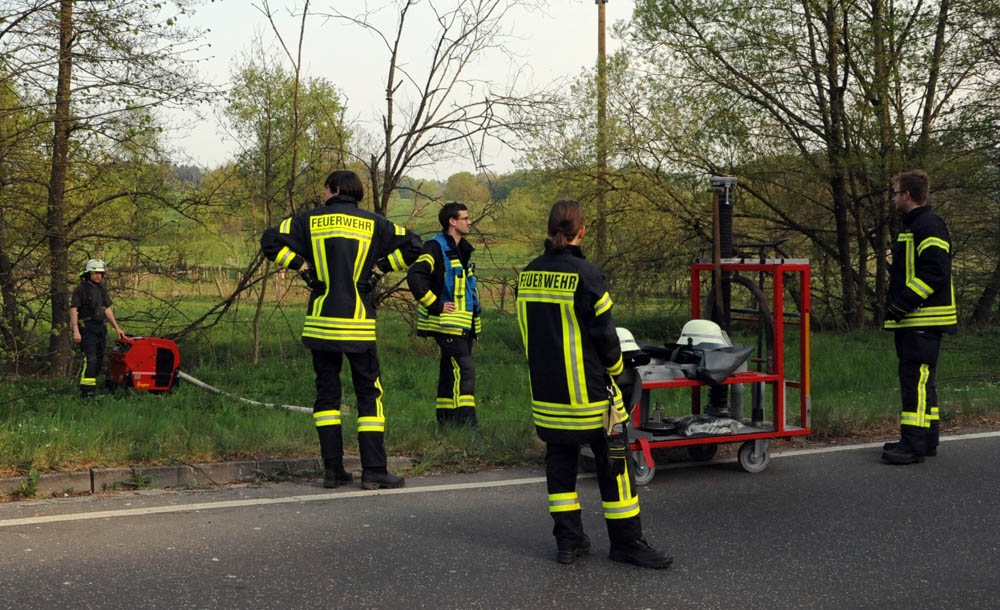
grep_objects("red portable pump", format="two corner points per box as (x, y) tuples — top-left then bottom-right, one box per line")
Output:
(108, 336), (180, 392)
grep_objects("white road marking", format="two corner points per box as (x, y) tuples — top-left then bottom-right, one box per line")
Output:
(2, 432), (997, 528)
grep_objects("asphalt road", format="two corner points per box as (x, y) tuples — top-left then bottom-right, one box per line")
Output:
(2, 434), (999, 610)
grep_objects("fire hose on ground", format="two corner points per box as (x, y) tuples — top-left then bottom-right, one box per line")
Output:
(175, 370), (313, 414)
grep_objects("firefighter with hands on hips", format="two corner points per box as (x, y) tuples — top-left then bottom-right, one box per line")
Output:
(882, 170), (957, 465)
(69, 259), (127, 398)
(515, 199), (671, 569)
(260, 170), (422, 489)
(406, 202), (482, 427)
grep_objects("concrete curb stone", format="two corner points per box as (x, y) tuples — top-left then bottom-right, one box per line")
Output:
(0, 455), (415, 500)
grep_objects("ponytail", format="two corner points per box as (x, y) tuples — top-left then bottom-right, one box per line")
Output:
(547, 200), (585, 250)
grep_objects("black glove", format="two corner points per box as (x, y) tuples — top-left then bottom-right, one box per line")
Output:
(298, 267), (325, 292)
(607, 431), (628, 476)
(885, 302), (908, 323)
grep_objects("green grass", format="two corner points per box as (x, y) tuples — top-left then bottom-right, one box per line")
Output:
(2, 300), (998, 478)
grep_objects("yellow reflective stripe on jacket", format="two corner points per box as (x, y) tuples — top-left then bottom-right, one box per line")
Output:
(549, 492), (581, 513)
(416, 306), (475, 333)
(594, 291), (613, 316)
(917, 237), (949, 255)
(884, 285), (958, 329)
(419, 290), (436, 307)
(279, 217), (292, 233)
(274, 246), (296, 268)
(303, 316), (376, 342)
(415, 253), (435, 270)
(561, 303), (589, 405)
(386, 249), (406, 271)
(607, 354), (624, 377)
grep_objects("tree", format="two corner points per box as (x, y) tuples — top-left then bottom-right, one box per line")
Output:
(222, 33), (350, 362)
(323, 0), (550, 217)
(626, 0), (1000, 327)
(2, 0), (214, 374)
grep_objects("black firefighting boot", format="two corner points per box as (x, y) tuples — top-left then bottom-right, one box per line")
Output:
(881, 446), (925, 465)
(556, 533), (591, 565)
(361, 470), (405, 490)
(322, 459), (353, 488)
(608, 538), (673, 569)
(883, 441), (936, 457)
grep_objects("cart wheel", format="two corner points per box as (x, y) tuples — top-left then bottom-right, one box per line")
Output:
(578, 447), (596, 473)
(737, 440), (770, 473)
(687, 444), (718, 462)
(631, 451), (656, 485)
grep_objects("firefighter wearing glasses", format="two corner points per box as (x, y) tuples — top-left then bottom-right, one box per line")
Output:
(406, 202), (481, 426)
(69, 259), (127, 398)
(261, 170), (421, 489)
(516, 200), (671, 569)
(882, 170), (957, 465)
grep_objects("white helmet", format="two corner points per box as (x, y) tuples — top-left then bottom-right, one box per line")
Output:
(616, 327), (641, 353)
(677, 319), (732, 347)
(84, 259), (107, 274)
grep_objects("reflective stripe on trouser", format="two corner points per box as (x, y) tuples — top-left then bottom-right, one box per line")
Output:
(312, 347), (388, 472)
(544, 437), (642, 545)
(894, 329), (942, 454)
(78, 323), (106, 396)
(434, 334), (476, 424)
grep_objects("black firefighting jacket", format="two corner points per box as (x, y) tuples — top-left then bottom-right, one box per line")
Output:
(260, 194), (421, 352)
(406, 233), (482, 337)
(516, 242), (625, 442)
(884, 205), (957, 333)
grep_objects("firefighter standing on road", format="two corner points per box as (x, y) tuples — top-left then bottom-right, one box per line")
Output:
(69, 259), (127, 398)
(515, 200), (671, 569)
(260, 170), (421, 489)
(882, 170), (957, 465)
(406, 202), (482, 426)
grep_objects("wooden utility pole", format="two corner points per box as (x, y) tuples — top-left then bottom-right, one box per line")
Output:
(595, 0), (608, 257)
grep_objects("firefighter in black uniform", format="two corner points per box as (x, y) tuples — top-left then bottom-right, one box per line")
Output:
(406, 202), (481, 426)
(260, 170), (421, 489)
(516, 200), (671, 569)
(882, 170), (957, 465)
(69, 259), (127, 398)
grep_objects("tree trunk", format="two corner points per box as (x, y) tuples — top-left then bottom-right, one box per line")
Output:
(45, 0), (74, 377)
(0, 238), (24, 362)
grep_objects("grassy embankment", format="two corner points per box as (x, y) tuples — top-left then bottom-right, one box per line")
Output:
(2, 294), (998, 478)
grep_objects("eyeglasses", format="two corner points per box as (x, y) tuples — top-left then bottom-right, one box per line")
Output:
(457, 215), (471, 222)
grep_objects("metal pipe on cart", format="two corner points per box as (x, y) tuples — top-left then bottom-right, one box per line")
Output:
(708, 176), (739, 418)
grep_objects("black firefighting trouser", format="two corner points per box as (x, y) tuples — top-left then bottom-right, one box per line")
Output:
(544, 434), (643, 548)
(78, 321), (107, 397)
(894, 328), (942, 455)
(311, 347), (388, 473)
(434, 333), (477, 425)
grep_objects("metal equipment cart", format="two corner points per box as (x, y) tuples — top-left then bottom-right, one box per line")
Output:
(626, 259), (812, 484)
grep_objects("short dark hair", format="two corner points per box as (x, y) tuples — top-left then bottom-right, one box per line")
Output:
(324, 170), (364, 202)
(439, 202), (468, 231)
(894, 170), (929, 205)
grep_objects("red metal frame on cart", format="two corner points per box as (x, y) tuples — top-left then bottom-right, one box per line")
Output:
(630, 261), (812, 466)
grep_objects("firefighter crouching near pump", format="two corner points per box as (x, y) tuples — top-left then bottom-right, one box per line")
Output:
(69, 259), (127, 398)
(515, 200), (671, 569)
(406, 202), (481, 427)
(260, 170), (421, 489)
(882, 170), (957, 465)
